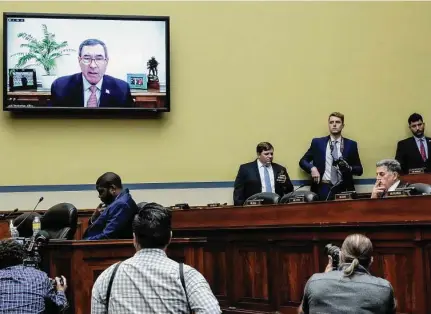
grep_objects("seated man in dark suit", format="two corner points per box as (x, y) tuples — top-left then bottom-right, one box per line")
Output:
(233, 142), (294, 206)
(395, 113), (431, 174)
(299, 112), (363, 201)
(50, 39), (133, 108)
(83, 172), (138, 240)
(371, 159), (409, 198)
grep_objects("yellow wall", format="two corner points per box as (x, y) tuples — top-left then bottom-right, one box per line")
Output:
(0, 1), (430, 186)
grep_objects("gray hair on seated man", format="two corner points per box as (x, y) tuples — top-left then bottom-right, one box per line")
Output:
(371, 159), (403, 198)
(376, 159), (402, 175)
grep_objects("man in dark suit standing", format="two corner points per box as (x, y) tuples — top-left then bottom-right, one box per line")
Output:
(395, 113), (430, 174)
(299, 112), (363, 201)
(233, 142), (294, 206)
(371, 159), (409, 198)
(50, 39), (133, 107)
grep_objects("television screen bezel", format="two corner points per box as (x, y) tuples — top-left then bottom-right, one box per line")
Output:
(3, 12), (171, 115)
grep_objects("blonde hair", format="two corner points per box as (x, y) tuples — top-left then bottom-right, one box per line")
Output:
(340, 234), (373, 277)
(328, 112), (344, 124)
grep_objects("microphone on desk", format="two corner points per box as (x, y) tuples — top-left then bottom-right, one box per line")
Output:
(325, 181), (343, 201)
(284, 183), (309, 199)
(0, 208), (18, 220)
(14, 197), (44, 230)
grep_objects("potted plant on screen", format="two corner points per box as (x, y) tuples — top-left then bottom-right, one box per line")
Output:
(10, 24), (75, 89)
(147, 56), (160, 90)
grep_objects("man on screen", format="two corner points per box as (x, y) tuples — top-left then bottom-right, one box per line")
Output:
(50, 39), (133, 108)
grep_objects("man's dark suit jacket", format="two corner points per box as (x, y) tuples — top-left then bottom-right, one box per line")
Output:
(395, 137), (431, 174)
(299, 136), (363, 193)
(50, 73), (133, 107)
(233, 160), (294, 206)
(83, 188), (138, 240)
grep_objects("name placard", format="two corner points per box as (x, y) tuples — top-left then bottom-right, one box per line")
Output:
(288, 196), (305, 203)
(170, 203), (191, 210)
(244, 199), (263, 206)
(409, 168), (425, 174)
(335, 193), (352, 201)
(387, 190), (409, 198)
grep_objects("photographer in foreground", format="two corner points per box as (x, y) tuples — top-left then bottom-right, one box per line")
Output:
(0, 239), (68, 313)
(298, 234), (396, 314)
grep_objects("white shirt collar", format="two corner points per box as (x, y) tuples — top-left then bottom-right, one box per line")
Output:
(329, 135), (341, 143)
(388, 180), (401, 192)
(257, 159), (271, 168)
(413, 135), (426, 142)
(82, 74), (103, 91)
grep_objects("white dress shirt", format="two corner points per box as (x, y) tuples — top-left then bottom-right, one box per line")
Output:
(257, 160), (275, 193)
(322, 136), (342, 181)
(83, 76), (103, 107)
(414, 136), (428, 159)
(387, 180), (401, 192)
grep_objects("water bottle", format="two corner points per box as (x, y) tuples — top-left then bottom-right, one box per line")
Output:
(32, 216), (41, 236)
(9, 220), (19, 238)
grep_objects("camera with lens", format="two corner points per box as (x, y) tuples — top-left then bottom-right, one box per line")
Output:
(332, 157), (351, 173)
(15, 231), (50, 269)
(324, 243), (341, 270)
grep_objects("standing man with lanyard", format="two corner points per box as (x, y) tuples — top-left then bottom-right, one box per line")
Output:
(299, 112), (363, 201)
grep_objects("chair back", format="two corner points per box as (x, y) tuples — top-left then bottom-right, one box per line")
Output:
(279, 191), (319, 204)
(408, 183), (431, 195)
(245, 192), (280, 205)
(137, 202), (148, 211)
(41, 203), (78, 240)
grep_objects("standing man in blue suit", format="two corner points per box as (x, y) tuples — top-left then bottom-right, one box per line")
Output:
(299, 112), (363, 201)
(83, 172), (138, 240)
(50, 39), (133, 107)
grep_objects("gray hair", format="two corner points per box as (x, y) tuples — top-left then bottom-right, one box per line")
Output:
(376, 159), (401, 174)
(78, 39), (108, 58)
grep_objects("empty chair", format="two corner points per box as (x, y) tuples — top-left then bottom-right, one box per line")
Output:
(279, 191), (319, 204)
(13, 212), (42, 238)
(244, 192), (280, 205)
(408, 183), (431, 196)
(41, 203), (78, 240)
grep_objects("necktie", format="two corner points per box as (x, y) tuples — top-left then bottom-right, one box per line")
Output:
(264, 166), (272, 192)
(87, 85), (98, 107)
(331, 141), (340, 185)
(420, 138), (427, 162)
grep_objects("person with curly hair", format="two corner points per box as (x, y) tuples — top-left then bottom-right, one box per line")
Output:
(0, 239), (68, 313)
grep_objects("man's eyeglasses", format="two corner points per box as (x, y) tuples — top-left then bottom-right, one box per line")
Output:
(81, 56), (106, 66)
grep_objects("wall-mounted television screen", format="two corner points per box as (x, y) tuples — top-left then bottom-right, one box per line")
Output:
(3, 13), (170, 113)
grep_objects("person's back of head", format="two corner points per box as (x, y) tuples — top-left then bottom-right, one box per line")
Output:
(340, 233), (373, 277)
(0, 239), (25, 269)
(132, 202), (172, 250)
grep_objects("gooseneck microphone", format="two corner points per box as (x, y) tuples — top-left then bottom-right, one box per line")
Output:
(0, 208), (18, 220)
(286, 183), (308, 197)
(325, 180), (343, 201)
(14, 197), (44, 231)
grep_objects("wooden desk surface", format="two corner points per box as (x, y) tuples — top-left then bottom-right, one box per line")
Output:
(401, 172), (431, 185)
(30, 197), (431, 314)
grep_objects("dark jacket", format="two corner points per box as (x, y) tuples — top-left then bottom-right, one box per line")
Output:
(233, 160), (293, 206)
(299, 136), (363, 193)
(50, 73), (133, 107)
(83, 189), (138, 240)
(395, 136), (431, 174)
